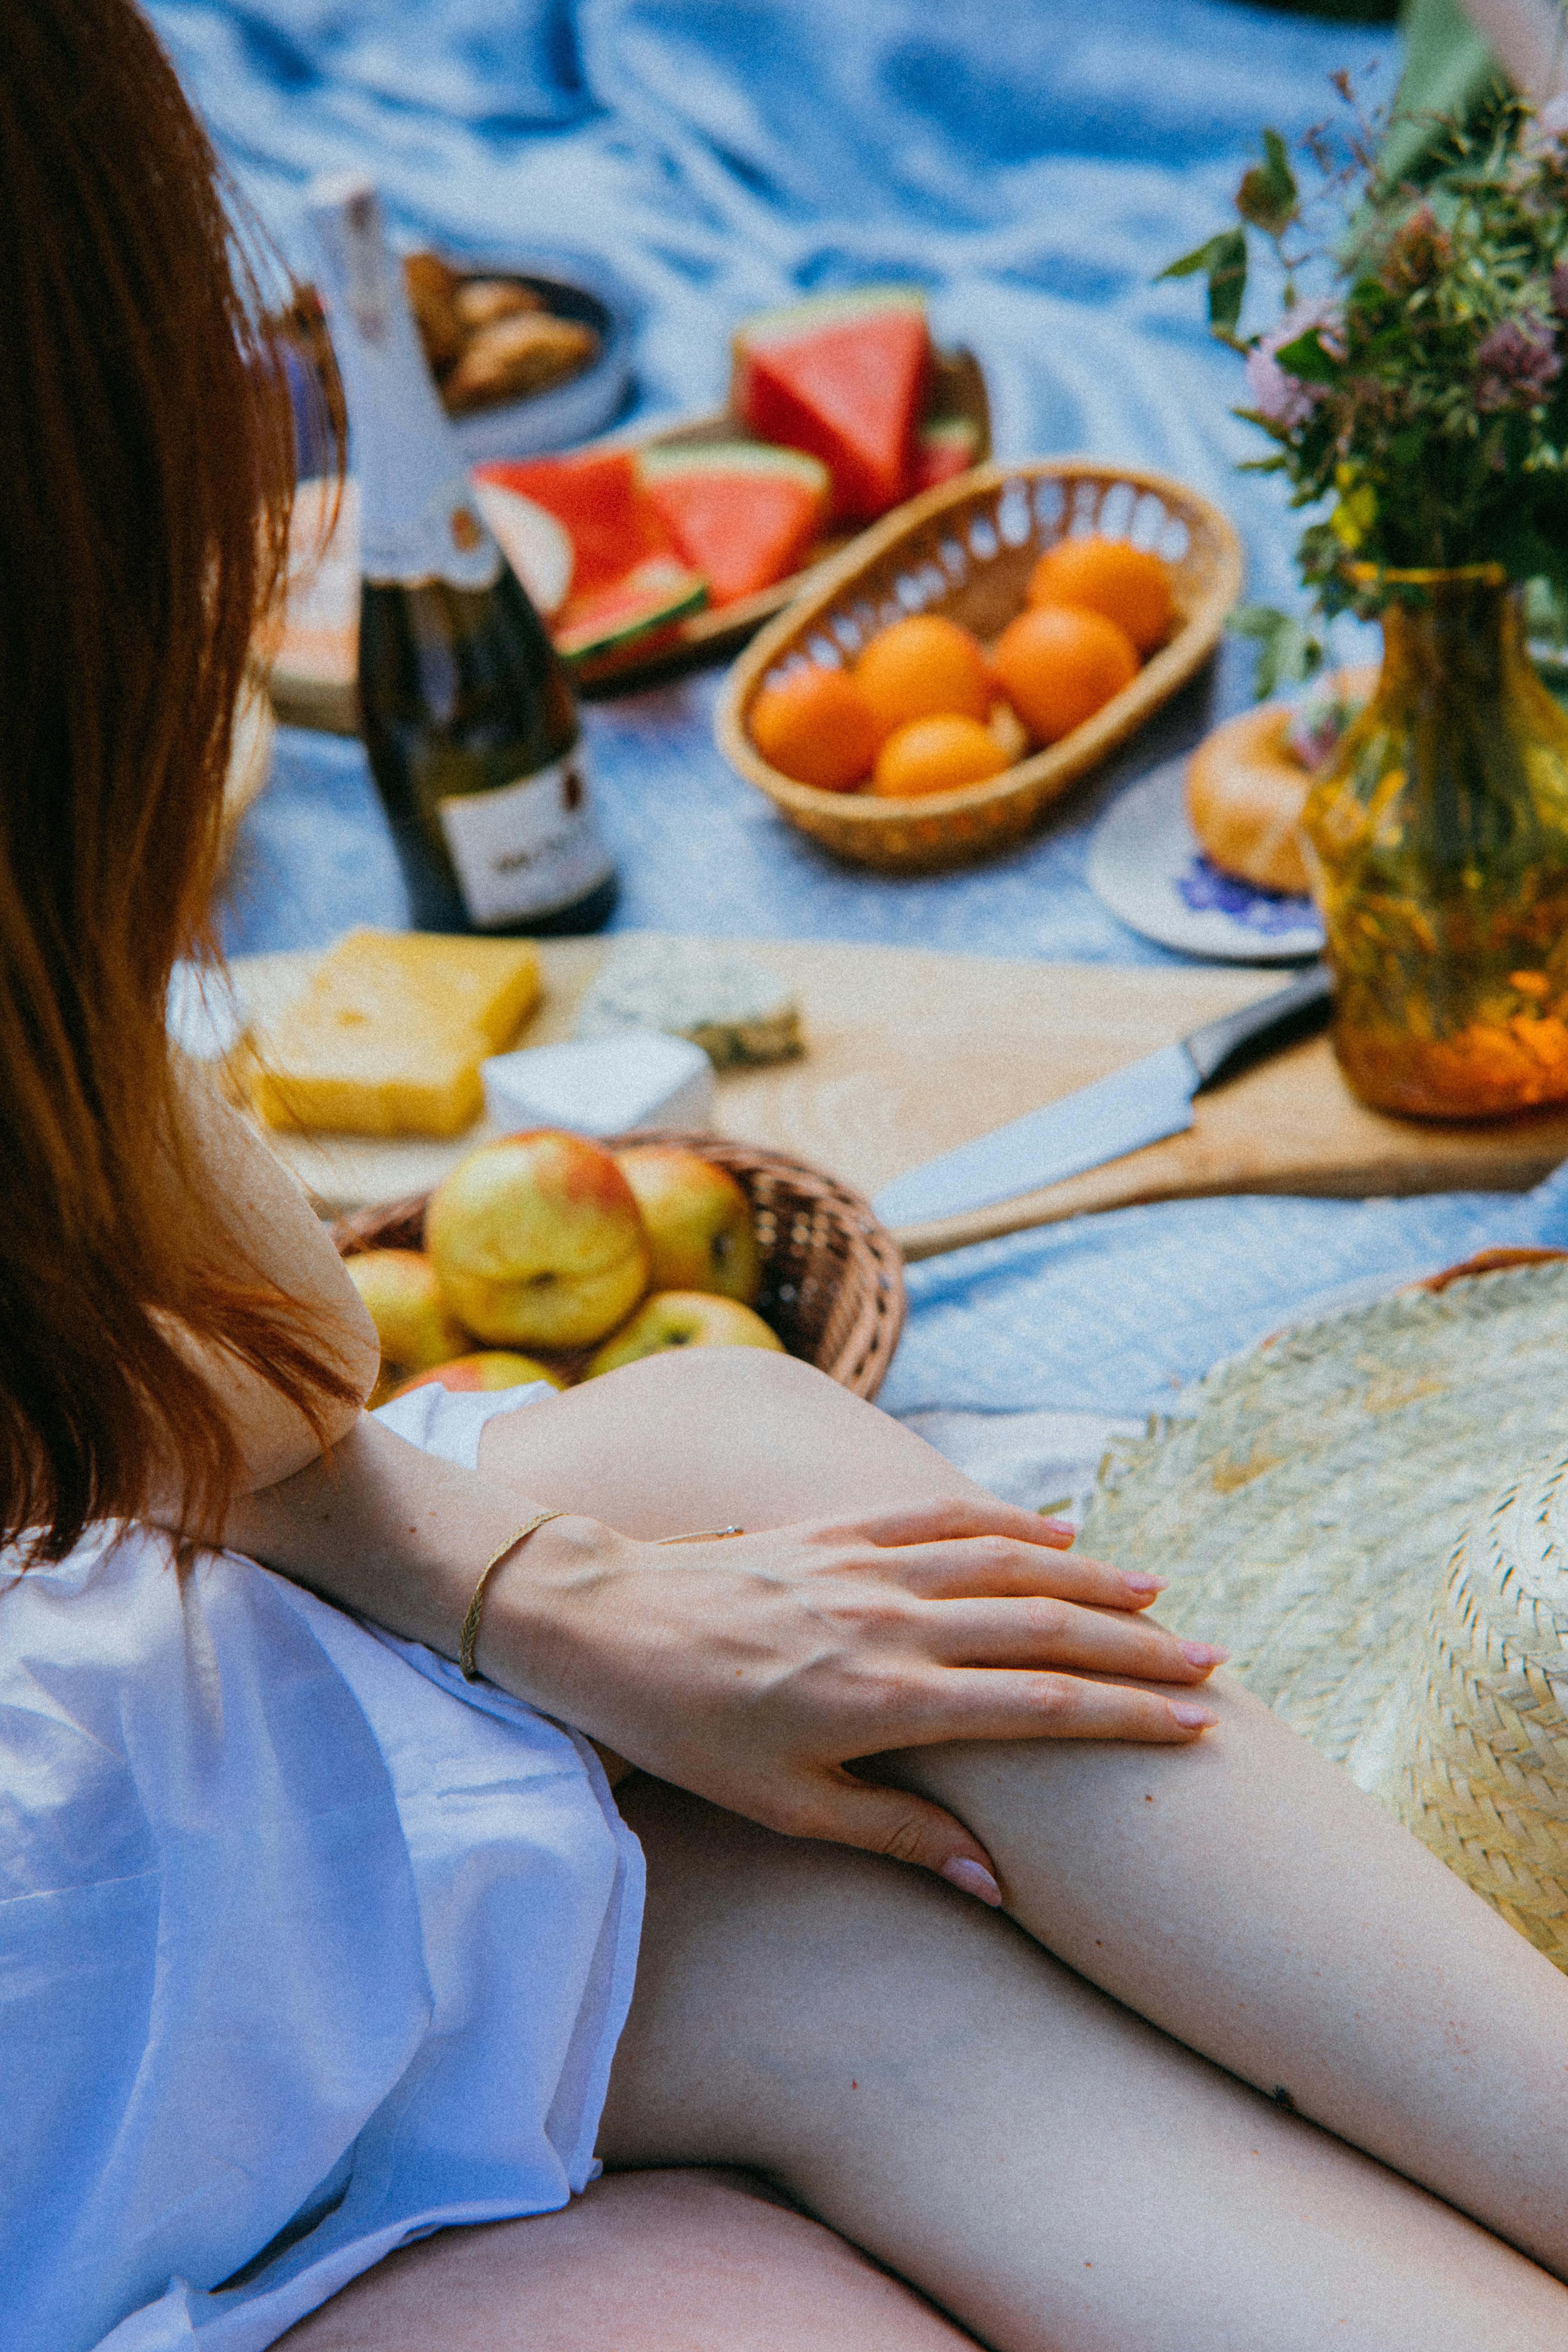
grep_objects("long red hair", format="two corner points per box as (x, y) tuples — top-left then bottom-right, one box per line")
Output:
(0, 0), (359, 1558)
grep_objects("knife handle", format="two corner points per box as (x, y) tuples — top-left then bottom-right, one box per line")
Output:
(1182, 962), (1335, 1092)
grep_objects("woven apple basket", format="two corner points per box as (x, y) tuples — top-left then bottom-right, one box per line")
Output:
(715, 457), (1244, 873)
(331, 1131), (906, 1400)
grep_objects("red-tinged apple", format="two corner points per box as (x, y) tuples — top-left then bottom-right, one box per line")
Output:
(345, 1248), (469, 1378)
(584, 1289), (784, 1378)
(427, 1129), (651, 1349)
(391, 1351), (564, 1400)
(612, 1146), (762, 1303)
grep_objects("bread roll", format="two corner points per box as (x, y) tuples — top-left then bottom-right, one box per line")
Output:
(1184, 703), (1311, 896)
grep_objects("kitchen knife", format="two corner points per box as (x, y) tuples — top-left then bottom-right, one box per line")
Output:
(873, 962), (1335, 1228)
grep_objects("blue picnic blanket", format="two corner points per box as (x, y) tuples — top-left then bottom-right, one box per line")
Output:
(155, 0), (1568, 1434)
(168, 0), (1402, 972)
(189, 0), (1400, 968)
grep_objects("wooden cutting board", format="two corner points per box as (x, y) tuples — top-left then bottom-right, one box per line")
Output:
(229, 934), (1568, 1260)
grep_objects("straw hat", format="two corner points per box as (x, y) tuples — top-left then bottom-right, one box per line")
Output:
(1382, 1461), (1568, 1967)
(1080, 1257), (1568, 1807)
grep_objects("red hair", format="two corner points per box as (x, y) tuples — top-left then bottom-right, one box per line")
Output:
(0, 0), (358, 1557)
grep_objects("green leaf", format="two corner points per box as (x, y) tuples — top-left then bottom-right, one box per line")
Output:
(1236, 130), (1298, 237)
(1157, 228), (1247, 335)
(1157, 239), (1225, 281)
(1272, 328), (1340, 384)
(1152, 231), (1241, 285)
(1205, 227), (1250, 335)
(1226, 603), (1324, 700)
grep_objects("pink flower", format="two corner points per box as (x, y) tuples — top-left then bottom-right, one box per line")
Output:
(1244, 300), (1341, 430)
(1379, 203), (1450, 294)
(1473, 314), (1562, 412)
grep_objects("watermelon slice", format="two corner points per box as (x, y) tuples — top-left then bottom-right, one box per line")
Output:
(475, 451), (706, 664)
(911, 416), (981, 493)
(637, 442), (831, 607)
(732, 287), (930, 522)
(552, 555), (708, 662)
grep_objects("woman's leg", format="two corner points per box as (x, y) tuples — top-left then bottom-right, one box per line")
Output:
(482, 1352), (1568, 2283)
(278, 2167), (980, 2350)
(595, 1778), (1568, 2352)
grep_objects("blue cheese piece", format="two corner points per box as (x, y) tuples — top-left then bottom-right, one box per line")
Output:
(574, 937), (803, 1068)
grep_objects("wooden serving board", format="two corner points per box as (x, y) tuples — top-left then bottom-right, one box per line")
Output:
(230, 934), (1568, 1260)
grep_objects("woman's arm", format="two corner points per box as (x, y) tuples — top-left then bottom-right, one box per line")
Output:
(177, 1066), (1224, 1890)
(156, 1050), (380, 1497)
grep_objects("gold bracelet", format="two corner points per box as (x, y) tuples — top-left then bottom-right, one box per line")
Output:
(656, 1524), (745, 1545)
(458, 1511), (563, 1682)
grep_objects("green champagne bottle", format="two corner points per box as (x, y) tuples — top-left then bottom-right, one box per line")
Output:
(307, 177), (616, 934)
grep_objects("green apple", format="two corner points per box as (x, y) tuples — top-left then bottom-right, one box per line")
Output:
(428, 1129), (650, 1348)
(345, 1248), (469, 1377)
(612, 1146), (762, 1302)
(584, 1289), (784, 1378)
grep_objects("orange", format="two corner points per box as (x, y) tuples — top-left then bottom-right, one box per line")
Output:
(872, 714), (1010, 798)
(748, 662), (880, 790)
(853, 613), (992, 733)
(1026, 536), (1172, 653)
(992, 604), (1139, 745)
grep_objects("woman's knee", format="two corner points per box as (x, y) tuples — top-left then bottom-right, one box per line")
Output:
(478, 1345), (973, 1535)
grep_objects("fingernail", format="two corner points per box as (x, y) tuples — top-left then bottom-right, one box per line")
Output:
(1121, 1571), (1168, 1594)
(1179, 1640), (1229, 1667)
(1038, 1517), (1075, 1538)
(940, 1856), (1003, 1906)
(1169, 1701), (1218, 1729)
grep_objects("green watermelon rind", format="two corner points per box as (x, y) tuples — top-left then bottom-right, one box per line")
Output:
(917, 416), (980, 452)
(637, 441), (832, 493)
(733, 285), (927, 354)
(553, 559), (708, 662)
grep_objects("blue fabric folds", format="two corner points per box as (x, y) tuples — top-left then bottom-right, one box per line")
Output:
(878, 1163), (1568, 1420)
(192, 0), (1400, 970)
(149, 0), (1398, 622)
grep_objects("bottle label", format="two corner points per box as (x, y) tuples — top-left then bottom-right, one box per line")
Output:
(438, 754), (613, 928)
(360, 470), (505, 594)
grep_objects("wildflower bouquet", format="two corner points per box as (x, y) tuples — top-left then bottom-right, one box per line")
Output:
(1167, 90), (1568, 642)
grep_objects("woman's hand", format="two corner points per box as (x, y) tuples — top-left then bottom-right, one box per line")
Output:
(480, 1494), (1224, 1905)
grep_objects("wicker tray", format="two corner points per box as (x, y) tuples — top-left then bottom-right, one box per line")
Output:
(331, 1130), (906, 1400)
(715, 458), (1245, 872)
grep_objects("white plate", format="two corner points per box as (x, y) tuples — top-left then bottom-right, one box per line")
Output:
(1087, 757), (1324, 964)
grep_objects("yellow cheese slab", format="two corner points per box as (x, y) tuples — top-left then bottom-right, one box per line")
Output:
(252, 1016), (487, 1137)
(251, 929), (540, 1139)
(317, 929), (540, 1049)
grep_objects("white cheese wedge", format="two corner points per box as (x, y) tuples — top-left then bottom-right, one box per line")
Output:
(481, 1032), (715, 1137)
(573, 937), (803, 1068)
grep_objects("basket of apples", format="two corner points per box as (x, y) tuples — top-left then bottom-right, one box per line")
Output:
(332, 1128), (906, 1406)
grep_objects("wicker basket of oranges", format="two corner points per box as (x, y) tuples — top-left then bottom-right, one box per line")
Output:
(714, 459), (1243, 873)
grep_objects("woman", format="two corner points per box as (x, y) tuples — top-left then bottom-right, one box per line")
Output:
(5, 6), (1568, 2348)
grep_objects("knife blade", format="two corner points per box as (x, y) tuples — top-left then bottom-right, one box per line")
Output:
(872, 962), (1335, 1229)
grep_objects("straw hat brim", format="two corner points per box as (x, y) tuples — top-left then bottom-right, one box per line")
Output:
(1080, 1256), (1568, 1796)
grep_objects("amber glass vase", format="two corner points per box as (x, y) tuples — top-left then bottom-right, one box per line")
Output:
(1303, 565), (1568, 1118)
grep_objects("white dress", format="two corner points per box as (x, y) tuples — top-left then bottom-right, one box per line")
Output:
(0, 1385), (644, 2352)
